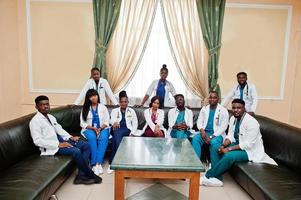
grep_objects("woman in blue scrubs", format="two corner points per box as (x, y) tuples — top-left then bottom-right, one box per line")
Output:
(137, 65), (176, 108)
(80, 89), (110, 175)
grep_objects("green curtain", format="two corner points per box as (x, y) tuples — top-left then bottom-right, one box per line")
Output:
(196, 0), (226, 95)
(93, 0), (121, 78)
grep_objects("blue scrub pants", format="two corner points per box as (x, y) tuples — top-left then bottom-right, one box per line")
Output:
(109, 127), (130, 164)
(205, 142), (249, 180)
(83, 128), (110, 166)
(191, 134), (223, 167)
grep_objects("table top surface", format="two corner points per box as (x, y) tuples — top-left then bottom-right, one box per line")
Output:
(111, 137), (205, 172)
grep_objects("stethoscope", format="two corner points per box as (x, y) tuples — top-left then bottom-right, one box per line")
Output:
(215, 108), (221, 125)
(93, 80), (103, 91)
(117, 108), (131, 119)
(236, 83), (249, 97)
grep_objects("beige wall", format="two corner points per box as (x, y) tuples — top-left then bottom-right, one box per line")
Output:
(0, 0), (22, 122)
(30, 2), (94, 91)
(225, 0), (301, 127)
(0, 0), (301, 128)
(220, 7), (288, 98)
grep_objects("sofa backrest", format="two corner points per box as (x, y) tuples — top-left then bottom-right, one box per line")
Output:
(0, 114), (37, 171)
(55, 105), (201, 135)
(256, 115), (301, 175)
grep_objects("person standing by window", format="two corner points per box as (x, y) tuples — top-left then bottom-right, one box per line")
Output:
(136, 64), (176, 108)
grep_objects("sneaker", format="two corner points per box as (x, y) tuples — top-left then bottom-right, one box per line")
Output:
(92, 166), (99, 175)
(201, 175), (223, 187)
(200, 175), (209, 185)
(107, 165), (114, 174)
(97, 164), (104, 174)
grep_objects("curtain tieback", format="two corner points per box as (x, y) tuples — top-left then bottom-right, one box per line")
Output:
(209, 44), (221, 55)
(95, 40), (107, 53)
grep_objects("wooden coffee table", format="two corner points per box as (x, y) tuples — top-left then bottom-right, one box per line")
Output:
(111, 137), (205, 200)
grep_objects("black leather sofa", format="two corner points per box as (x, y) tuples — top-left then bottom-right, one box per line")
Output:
(0, 105), (300, 200)
(229, 115), (301, 200)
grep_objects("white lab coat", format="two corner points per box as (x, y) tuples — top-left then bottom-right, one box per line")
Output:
(75, 78), (118, 105)
(167, 107), (194, 137)
(145, 79), (176, 107)
(226, 113), (277, 165)
(80, 103), (110, 134)
(197, 104), (229, 138)
(29, 112), (71, 156)
(221, 83), (258, 112)
(133, 108), (167, 137)
(110, 107), (138, 134)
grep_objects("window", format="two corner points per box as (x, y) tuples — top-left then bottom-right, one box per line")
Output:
(125, 3), (202, 107)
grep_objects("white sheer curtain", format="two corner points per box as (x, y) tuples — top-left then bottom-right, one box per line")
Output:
(106, 0), (158, 95)
(124, 2), (202, 107)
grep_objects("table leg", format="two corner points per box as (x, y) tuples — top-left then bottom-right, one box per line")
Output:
(189, 172), (200, 200)
(115, 171), (125, 200)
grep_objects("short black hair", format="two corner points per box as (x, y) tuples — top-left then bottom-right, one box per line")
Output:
(174, 94), (184, 99)
(232, 98), (245, 106)
(236, 72), (247, 77)
(209, 90), (219, 96)
(91, 67), (100, 73)
(35, 95), (49, 105)
(119, 90), (128, 99)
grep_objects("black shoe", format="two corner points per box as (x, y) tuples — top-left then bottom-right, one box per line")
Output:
(94, 175), (102, 184)
(73, 176), (95, 185)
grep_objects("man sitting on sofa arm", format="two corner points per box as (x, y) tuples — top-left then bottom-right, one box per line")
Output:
(29, 95), (102, 185)
(201, 98), (277, 187)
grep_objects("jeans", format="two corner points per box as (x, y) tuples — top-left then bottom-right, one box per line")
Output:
(57, 139), (95, 178)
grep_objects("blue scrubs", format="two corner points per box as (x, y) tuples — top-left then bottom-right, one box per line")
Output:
(156, 80), (166, 108)
(234, 118), (240, 142)
(205, 118), (248, 180)
(192, 109), (223, 166)
(91, 105), (100, 128)
(170, 110), (191, 139)
(109, 111), (131, 164)
(205, 109), (216, 136)
(83, 105), (109, 165)
(239, 85), (246, 100)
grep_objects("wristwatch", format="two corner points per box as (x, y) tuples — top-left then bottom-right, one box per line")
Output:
(227, 147), (233, 151)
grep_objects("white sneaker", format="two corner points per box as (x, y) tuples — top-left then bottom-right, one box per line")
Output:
(92, 166), (99, 175)
(97, 164), (104, 174)
(201, 175), (223, 187)
(107, 165), (114, 174)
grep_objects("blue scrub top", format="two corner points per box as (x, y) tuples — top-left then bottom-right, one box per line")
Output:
(119, 111), (127, 128)
(205, 109), (216, 135)
(239, 85), (246, 100)
(91, 105), (100, 128)
(234, 118), (240, 142)
(156, 80), (166, 108)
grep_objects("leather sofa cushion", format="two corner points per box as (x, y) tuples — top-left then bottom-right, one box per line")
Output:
(229, 162), (301, 200)
(256, 115), (301, 175)
(0, 114), (38, 171)
(0, 154), (74, 200)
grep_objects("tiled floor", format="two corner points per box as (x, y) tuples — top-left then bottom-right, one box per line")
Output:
(55, 162), (252, 200)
